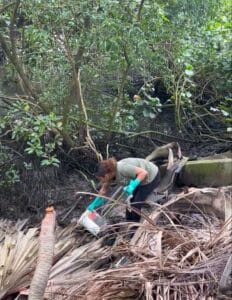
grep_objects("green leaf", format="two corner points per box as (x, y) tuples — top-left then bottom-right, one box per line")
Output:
(41, 159), (50, 166)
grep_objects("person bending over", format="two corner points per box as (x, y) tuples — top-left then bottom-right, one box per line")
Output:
(90, 157), (160, 222)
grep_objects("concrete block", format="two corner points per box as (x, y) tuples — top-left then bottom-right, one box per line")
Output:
(179, 158), (232, 187)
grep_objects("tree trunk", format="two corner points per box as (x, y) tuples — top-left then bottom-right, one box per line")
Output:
(28, 207), (56, 300)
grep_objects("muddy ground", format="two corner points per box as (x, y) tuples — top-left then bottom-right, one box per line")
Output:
(0, 131), (231, 226)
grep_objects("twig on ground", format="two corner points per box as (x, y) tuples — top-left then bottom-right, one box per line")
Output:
(61, 197), (83, 222)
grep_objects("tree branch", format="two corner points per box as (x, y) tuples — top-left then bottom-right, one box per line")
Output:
(0, 3), (75, 150)
(107, 47), (131, 142)
(0, 1), (16, 14)
(137, 0), (146, 22)
(0, 1), (41, 104)
(0, 32), (13, 60)
(9, 0), (20, 56)
(63, 31), (102, 160)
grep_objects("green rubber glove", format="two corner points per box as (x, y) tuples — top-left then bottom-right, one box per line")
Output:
(87, 196), (106, 212)
(123, 178), (141, 196)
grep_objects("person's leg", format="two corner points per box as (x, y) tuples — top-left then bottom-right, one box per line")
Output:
(126, 171), (160, 222)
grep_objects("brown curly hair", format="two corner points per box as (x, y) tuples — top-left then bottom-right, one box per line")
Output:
(95, 158), (117, 177)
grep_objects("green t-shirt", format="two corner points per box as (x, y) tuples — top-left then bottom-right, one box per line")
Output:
(115, 158), (158, 186)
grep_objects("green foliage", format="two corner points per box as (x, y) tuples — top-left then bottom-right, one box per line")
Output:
(0, 0), (231, 188)
(218, 97), (232, 128)
(0, 144), (20, 187)
(0, 165), (20, 187)
(155, 0), (232, 130)
(1, 0), (231, 147)
(1, 101), (62, 167)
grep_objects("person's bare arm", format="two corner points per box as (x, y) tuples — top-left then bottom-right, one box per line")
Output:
(99, 182), (110, 195)
(134, 167), (148, 182)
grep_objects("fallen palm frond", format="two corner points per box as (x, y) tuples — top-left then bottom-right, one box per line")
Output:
(44, 221), (231, 299)
(44, 187), (231, 300)
(0, 187), (231, 299)
(0, 226), (38, 299)
(0, 219), (28, 240)
(0, 219), (82, 299)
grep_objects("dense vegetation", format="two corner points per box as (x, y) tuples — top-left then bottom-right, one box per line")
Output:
(0, 0), (231, 190)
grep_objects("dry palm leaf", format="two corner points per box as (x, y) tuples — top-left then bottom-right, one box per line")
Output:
(44, 187), (231, 300)
(1, 186), (231, 299)
(0, 227), (38, 299)
(0, 220), (82, 299)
